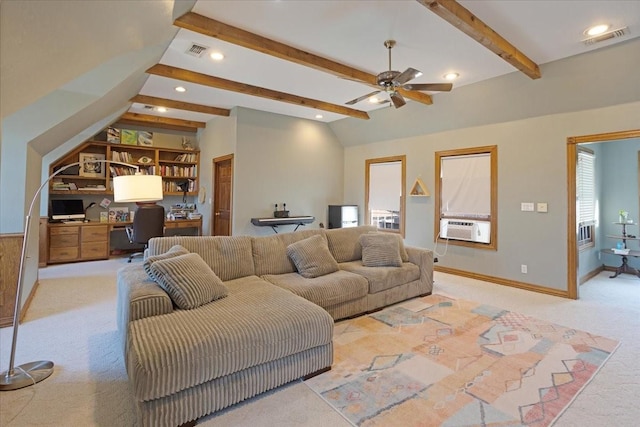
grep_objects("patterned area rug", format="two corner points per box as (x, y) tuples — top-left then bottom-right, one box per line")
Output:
(305, 294), (619, 427)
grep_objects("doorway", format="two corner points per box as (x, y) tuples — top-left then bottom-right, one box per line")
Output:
(212, 154), (233, 236)
(566, 129), (640, 299)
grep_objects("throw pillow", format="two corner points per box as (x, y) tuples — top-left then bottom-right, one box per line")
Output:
(149, 253), (228, 310)
(359, 233), (403, 267)
(143, 244), (190, 281)
(287, 234), (339, 278)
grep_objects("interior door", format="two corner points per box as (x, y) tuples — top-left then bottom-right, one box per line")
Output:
(213, 154), (233, 236)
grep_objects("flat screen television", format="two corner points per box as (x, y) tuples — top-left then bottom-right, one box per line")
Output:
(51, 199), (85, 221)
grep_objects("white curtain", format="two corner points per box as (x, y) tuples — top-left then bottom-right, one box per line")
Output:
(369, 162), (401, 211)
(441, 153), (490, 218)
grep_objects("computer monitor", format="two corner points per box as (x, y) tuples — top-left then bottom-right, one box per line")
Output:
(50, 199), (85, 221)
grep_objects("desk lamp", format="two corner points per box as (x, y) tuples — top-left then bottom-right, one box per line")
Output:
(0, 160), (162, 391)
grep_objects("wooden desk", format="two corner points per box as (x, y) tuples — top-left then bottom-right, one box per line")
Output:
(48, 222), (109, 264)
(47, 218), (202, 264)
(109, 218), (202, 235)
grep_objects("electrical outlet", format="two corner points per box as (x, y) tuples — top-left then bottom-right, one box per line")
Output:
(521, 264), (528, 274)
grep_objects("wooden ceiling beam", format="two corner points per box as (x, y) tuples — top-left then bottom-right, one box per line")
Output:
(115, 119), (198, 133)
(417, 0), (541, 79)
(118, 112), (206, 133)
(174, 11), (433, 106)
(146, 64), (370, 120)
(130, 94), (231, 117)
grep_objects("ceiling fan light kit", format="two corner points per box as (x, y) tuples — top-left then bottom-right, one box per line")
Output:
(346, 39), (453, 109)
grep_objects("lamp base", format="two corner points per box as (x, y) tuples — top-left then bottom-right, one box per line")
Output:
(0, 360), (54, 391)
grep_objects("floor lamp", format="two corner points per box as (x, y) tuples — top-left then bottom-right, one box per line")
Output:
(0, 160), (163, 391)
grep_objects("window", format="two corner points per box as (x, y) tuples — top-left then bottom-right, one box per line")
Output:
(577, 148), (596, 249)
(365, 155), (406, 237)
(435, 145), (497, 250)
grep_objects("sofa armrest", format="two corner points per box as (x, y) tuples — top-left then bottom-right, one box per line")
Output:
(406, 246), (434, 294)
(117, 265), (173, 359)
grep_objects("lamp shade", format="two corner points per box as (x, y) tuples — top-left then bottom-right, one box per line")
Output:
(113, 174), (163, 202)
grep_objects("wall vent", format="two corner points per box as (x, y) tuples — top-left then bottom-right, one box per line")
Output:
(185, 43), (209, 57)
(582, 27), (629, 45)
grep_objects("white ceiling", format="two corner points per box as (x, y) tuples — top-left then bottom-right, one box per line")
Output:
(131, 0), (640, 124)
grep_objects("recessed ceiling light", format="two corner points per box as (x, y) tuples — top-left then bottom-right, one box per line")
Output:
(175, 86), (187, 93)
(210, 52), (224, 61)
(315, 114), (323, 119)
(369, 97), (381, 104)
(156, 107), (168, 113)
(585, 24), (609, 36)
(443, 72), (459, 81)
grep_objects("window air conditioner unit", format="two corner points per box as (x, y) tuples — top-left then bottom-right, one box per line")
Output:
(440, 219), (490, 244)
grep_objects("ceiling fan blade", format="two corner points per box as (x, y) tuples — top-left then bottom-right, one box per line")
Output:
(389, 91), (406, 108)
(403, 83), (453, 92)
(394, 68), (422, 85)
(345, 90), (381, 105)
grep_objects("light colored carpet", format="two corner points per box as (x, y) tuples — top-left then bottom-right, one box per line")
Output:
(1, 258), (638, 426)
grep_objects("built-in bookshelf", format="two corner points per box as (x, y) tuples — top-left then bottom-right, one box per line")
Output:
(49, 141), (200, 197)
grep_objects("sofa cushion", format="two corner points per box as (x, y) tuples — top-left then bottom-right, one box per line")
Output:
(286, 234), (339, 278)
(147, 236), (255, 281)
(252, 229), (322, 276)
(128, 276), (333, 401)
(339, 260), (421, 294)
(359, 233), (403, 267)
(324, 225), (377, 263)
(263, 270), (368, 307)
(143, 244), (190, 280)
(149, 253), (228, 309)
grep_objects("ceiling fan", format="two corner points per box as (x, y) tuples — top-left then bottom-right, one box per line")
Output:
(346, 40), (453, 108)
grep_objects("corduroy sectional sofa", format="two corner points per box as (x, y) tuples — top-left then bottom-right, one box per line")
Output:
(117, 225), (434, 426)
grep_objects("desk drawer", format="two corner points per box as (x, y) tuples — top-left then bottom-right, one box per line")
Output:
(81, 242), (108, 260)
(50, 234), (79, 248)
(81, 225), (108, 242)
(49, 246), (79, 262)
(50, 226), (79, 235)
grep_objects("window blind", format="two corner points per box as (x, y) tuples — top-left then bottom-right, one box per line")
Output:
(440, 153), (490, 219)
(577, 149), (595, 225)
(369, 162), (401, 211)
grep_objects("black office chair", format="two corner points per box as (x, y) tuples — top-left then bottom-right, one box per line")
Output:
(126, 203), (165, 263)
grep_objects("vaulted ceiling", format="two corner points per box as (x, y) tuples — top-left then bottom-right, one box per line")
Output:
(128, 0), (640, 130)
(2, 1), (639, 142)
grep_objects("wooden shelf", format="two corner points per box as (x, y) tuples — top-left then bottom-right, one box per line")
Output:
(49, 140), (200, 197)
(410, 177), (430, 196)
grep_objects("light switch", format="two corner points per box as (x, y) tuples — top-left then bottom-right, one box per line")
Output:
(521, 202), (534, 212)
(537, 202), (548, 213)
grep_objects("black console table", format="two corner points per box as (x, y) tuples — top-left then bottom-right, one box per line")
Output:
(251, 216), (315, 233)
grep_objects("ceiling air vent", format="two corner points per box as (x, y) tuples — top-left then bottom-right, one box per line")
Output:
(185, 43), (209, 58)
(582, 27), (629, 45)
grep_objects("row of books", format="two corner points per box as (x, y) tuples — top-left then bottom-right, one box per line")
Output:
(173, 153), (197, 162)
(51, 180), (106, 191)
(164, 180), (196, 193)
(160, 165), (197, 177)
(111, 151), (134, 163)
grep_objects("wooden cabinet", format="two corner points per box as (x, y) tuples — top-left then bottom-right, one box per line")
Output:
(48, 223), (109, 264)
(49, 141), (200, 197)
